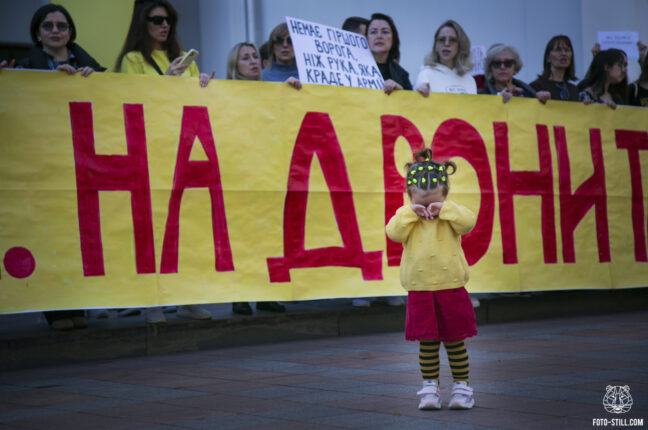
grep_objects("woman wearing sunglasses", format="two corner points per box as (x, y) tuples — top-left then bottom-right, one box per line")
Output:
(114, 0), (213, 324)
(530, 35), (579, 102)
(261, 23), (301, 89)
(13, 4), (105, 330)
(479, 44), (550, 103)
(115, 0), (211, 87)
(16, 4), (105, 77)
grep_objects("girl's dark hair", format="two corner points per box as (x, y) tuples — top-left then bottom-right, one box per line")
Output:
(539, 35), (577, 81)
(404, 148), (456, 197)
(367, 13), (401, 62)
(580, 48), (628, 104)
(114, 0), (181, 72)
(30, 4), (77, 48)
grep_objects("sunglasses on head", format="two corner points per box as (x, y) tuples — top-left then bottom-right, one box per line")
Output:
(40, 21), (69, 32)
(273, 36), (292, 46)
(492, 60), (515, 69)
(147, 15), (172, 26)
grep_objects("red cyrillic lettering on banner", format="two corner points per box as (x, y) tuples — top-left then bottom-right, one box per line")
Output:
(69, 102), (155, 276)
(267, 112), (383, 282)
(555, 127), (610, 263)
(432, 119), (495, 266)
(615, 129), (648, 262)
(380, 115), (424, 266)
(160, 106), (234, 273)
(494, 122), (556, 264)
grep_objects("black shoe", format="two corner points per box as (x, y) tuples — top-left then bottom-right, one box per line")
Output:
(256, 301), (285, 312)
(232, 302), (253, 315)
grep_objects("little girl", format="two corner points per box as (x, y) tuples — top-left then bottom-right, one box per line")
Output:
(386, 148), (477, 410)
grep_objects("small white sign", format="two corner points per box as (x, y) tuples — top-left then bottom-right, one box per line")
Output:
(597, 31), (639, 60)
(470, 45), (486, 76)
(285, 16), (384, 89)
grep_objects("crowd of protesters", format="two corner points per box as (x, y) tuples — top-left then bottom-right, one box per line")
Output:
(1, 1), (646, 329)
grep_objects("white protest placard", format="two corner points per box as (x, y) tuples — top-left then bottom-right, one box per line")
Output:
(285, 16), (384, 89)
(597, 31), (639, 60)
(470, 45), (486, 76)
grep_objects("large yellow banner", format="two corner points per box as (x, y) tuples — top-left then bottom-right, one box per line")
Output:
(0, 70), (647, 313)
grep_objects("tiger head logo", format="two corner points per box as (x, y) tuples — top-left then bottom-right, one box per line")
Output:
(603, 385), (633, 414)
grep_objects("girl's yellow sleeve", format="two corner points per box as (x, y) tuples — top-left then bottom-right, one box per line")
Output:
(386, 205), (420, 243)
(438, 200), (476, 235)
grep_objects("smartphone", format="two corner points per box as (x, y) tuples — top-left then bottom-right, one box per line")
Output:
(179, 49), (199, 67)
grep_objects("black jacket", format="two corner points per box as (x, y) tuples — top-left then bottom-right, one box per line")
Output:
(17, 43), (105, 71)
(478, 78), (536, 98)
(379, 60), (412, 90)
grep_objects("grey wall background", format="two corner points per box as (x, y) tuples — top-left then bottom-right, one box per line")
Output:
(2, 0), (646, 83)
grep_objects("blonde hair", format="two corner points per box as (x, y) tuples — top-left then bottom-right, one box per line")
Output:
(267, 23), (290, 63)
(226, 42), (260, 80)
(483, 44), (523, 82)
(423, 20), (472, 76)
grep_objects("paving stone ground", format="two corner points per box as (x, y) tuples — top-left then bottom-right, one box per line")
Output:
(0, 312), (646, 429)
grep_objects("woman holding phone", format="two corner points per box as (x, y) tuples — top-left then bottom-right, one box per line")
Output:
(115, 0), (211, 86)
(115, 0), (213, 323)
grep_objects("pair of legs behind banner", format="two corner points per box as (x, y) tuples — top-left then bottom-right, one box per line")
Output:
(406, 288), (477, 410)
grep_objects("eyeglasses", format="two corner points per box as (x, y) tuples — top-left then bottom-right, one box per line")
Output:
(273, 36), (292, 46)
(147, 15), (173, 26)
(436, 36), (457, 44)
(40, 21), (69, 32)
(492, 60), (515, 69)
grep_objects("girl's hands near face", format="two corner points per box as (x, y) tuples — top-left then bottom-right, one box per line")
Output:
(410, 204), (430, 219)
(427, 202), (443, 218)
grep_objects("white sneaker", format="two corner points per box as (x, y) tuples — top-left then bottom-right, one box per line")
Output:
(352, 298), (371, 307)
(385, 296), (404, 306)
(448, 381), (475, 409)
(145, 307), (166, 324)
(417, 380), (441, 410)
(177, 305), (212, 320)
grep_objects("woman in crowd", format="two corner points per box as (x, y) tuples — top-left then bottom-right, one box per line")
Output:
(478, 44), (550, 103)
(15, 4), (105, 330)
(629, 41), (648, 107)
(366, 13), (412, 94)
(578, 48), (628, 109)
(17, 4), (104, 76)
(115, 0), (211, 86)
(115, 0), (212, 323)
(414, 20), (476, 96)
(262, 23), (298, 84)
(530, 35), (579, 101)
(225, 42), (287, 314)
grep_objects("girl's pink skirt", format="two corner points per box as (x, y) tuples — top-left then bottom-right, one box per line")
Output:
(405, 287), (477, 342)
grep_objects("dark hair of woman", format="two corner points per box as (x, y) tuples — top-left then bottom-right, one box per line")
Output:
(538, 35), (577, 81)
(367, 13), (401, 62)
(114, 0), (181, 72)
(29, 3), (77, 48)
(580, 48), (628, 104)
